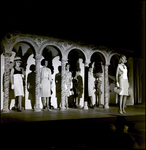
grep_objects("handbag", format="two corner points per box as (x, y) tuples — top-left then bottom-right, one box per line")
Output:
(114, 86), (122, 94)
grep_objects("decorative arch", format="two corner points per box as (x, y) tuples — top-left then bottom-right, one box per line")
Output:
(39, 42), (63, 58)
(5, 36), (38, 55)
(108, 53), (120, 64)
(66, 46), (88, 62)
(90, 50), (106, 64)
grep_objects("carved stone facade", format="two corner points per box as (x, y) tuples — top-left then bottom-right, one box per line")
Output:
(1, 32), (125, 112)
(60, 59), (67, 111)
(34, 55), (41, 111)
(104, 64), (109, 108)
(3, 52), (11, 113)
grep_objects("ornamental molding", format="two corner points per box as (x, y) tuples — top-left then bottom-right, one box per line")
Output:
(60, 42), (75, 52)
(30, 37), (46, 48)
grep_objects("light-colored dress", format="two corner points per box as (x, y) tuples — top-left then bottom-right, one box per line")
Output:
(88, 70), (95, 104)
(64, 71), (72, 96)
(118, 64), (129, 95)
(40, 67), (52, 97)
(13, 67), (24, 97)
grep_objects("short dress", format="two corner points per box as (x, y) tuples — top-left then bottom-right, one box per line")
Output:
(13, 68), (24, 97)
(40, 67), (52, 97)
(118, 64), (129, 96)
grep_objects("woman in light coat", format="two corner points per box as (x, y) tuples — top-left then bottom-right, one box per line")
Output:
(40, 59), (52, 111)
(116, 55), (129, 114)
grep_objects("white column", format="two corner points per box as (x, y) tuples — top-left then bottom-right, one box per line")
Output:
(34, 55), (41, 111)
(3, 52), (11, 113)
(104, 64), (109, 108)
(60, 58), (67, 111)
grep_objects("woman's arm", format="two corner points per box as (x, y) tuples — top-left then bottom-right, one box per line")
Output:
(116, 65), (120, 87)
(21, 67), (25, 78)
(10, 68), (14, 84)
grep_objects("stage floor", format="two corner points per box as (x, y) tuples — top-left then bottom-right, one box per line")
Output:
(1, 105), (145, 123)
(1, 105), (145, 149)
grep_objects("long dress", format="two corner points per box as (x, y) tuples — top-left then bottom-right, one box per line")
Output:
(88, 71), (95, 104)
(13, 67), (24, 97)
(40, 67), (52, 97)
(118, 64), (129, 96)
(64, 71), (72, 97)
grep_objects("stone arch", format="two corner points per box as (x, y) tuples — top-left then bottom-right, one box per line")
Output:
(7, 37), (38, 55)
(11, 42), (37, 70)
(90, 50), (107, 66)
(67, 48), (86, 74)
(40, 44), (63, 74)
(90, 51), (106, 65)
(39, 42), (63, 58)
(66, 47), (88, 62)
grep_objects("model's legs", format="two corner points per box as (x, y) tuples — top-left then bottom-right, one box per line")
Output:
(18, 96), (22, 111)
(46, 97), (49, 109)
(49, 97), (51, 109)
(66, 96), (68, 109)
(119, 95), (123, 114)
(122, 96), (127, 113)
(15, 96), (18, 109)
(41, 97), (45, 109)
(47, 97), (52, 111)
(76, 96), (78, 107)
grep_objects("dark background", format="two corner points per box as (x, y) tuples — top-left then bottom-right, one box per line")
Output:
(0, 1), (145, 59)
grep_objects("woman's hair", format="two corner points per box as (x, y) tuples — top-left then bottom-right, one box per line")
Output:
(41, 59), (48, 66)
(14, 60), (22, 67)
(119, 55), (126, 64)
(30, 64), (35, 71)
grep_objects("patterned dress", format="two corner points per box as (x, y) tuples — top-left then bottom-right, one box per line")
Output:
(64, 71), (72, 97)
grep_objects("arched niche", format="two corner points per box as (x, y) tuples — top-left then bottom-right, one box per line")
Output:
(2, 42), (36, 110)
(68, 49), (86, 77)
(12, 42), (36, 69)
(90, 52), (106, 105)
(68, 49), (86, 107)
(41, 45), (62, 74)
(90, 52), (106, 74)
(40, 45), (62, 109)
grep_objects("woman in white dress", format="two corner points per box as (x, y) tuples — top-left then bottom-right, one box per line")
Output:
(88, 62), (95, 107)
(40, 59), (52, 111)
(116, 55), (129, 114)
(64, 63), (73, 109)
(11, 57), (25, 112)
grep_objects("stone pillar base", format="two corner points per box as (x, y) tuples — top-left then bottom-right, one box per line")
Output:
(83, 102), (88, 110)
(60, 107), (66, 111)
(104, 105), (109, 109)
(98, 104), (104, 108)
(2, 109), (9, 113)
(34, 107), (41, 112)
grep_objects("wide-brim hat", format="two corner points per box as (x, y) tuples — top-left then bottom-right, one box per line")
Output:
(14, 57), (22, 62)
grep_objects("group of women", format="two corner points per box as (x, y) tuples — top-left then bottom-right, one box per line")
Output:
(10, 55), (129, 114)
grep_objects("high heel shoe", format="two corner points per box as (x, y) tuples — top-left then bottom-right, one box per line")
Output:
(118, 110), (123, 114)
(17, 109), (22, 112)
(123, 110), (126, 113)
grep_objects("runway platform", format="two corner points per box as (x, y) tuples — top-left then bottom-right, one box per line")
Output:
(1, 105), (145, 149)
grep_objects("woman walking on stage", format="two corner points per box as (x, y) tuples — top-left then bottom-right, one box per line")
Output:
(11, 57), (25, 112)
(40, 59), (52, 111)
(116, 55), (129, 114)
